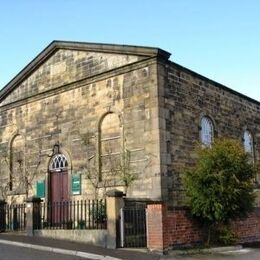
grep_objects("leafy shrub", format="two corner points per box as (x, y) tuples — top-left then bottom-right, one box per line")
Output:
(184, 138), (256, 245)
(214, 225), (237, 245)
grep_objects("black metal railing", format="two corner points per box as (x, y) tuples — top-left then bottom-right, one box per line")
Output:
(36, 200), (107, 230)
(1, 203), (26, 231)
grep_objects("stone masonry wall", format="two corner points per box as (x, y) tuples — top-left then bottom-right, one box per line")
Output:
(157, 61), (260, 206)
(1, 49), (144, 106)
(0, 50), (162, 202)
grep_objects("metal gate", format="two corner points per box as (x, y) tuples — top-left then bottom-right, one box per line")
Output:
(120, 206), (147, 247)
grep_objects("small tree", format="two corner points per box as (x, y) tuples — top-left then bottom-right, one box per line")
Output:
(80, 132), (150, 198)
(0, 142), (43, 202)
(15, 152), (42, 199)
(118, 148), (138, 193)
(184, 138), (256, 245)
(82, 146), (139, 198)
(80, 132), (115, 198)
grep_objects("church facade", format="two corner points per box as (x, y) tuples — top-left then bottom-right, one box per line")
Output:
(0, 41), (259, 249)
(0, 41), (171, 204)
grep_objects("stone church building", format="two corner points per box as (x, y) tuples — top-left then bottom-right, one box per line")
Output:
(0, 41), (259, 250)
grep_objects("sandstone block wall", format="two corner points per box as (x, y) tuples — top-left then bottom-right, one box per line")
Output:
(158, 61), (260, 206)
(1, 49), (144, 106)
(0, 48), (163, 202)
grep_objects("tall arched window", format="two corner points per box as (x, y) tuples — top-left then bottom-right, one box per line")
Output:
(243, 130), (254, 159)
(99, 113), (121, 181)
(200, 116), (214, 146)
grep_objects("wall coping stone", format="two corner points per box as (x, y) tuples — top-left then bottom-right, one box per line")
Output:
(26, 197), (43, 203)
(106, 190), (125, 198)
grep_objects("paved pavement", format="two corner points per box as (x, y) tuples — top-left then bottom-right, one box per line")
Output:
(162, 248), (260, 260)
(0, 233), (259, 260)
(0, 233), (160, 260)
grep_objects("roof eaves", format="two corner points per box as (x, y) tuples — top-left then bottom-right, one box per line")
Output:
(52, 40), (171, 59)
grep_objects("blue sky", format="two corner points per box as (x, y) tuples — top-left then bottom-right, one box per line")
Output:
(1, 0), (260, 101)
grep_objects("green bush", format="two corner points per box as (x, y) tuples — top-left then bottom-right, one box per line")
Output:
(90, 202), (106, 223)
(184, 138), (256, 245)
(214, 225), (237, 245)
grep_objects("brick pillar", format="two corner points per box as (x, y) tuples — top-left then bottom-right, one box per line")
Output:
(26, 197), (42, 236)
(146, 203), (165, 253)
(0, 200), (6, 232)
(106, 190), (125, 249)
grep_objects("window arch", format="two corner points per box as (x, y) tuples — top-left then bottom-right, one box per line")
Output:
(49, 154), (68, 171)
(200, 116), (214, 146)
(243, 130), (254, 158)
(99, 112), (121, 180)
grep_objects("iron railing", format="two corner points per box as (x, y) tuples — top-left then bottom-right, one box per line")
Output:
(0, 203), (26, 231)
(36, 200), (107, 230)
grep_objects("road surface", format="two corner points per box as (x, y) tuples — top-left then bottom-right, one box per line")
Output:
(0, 243), (90, 260)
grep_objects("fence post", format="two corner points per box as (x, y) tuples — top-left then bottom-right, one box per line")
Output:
(106, 190), (125, 249)
(146, 202), (165, 253)
(26, 197), (42, 236)
(0, 200), (6, 232)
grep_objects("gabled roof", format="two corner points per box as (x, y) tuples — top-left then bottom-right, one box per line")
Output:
(0, 40), (171, 102)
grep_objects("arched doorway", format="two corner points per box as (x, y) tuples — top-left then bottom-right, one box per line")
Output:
(49, 153), (69, 203)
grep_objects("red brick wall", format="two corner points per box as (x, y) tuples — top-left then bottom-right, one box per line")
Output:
(146, 204), (164, 252)
(146, 203), (260, 252)
(231, 208), (260, 242)
(162, 208), (204, 249)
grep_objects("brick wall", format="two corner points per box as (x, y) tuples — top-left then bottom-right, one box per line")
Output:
(147, 203), (260, 252)
(162, 207), (204, 249)
(231, 208), (260, 242)
(147, 203), (203, 252)
(146, 204), (164, 252)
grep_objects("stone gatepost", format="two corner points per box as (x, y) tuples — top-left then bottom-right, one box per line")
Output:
(0, 200), (6, 232)
(26, 197), (42, 236)
(106, 190), (125, 249)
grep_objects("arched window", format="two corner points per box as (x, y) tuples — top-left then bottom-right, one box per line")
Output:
(243, 130), (254, 159)
(49, 154), (68, 171)
(200, 116), (214, 146)
(99, 113), (121, 180)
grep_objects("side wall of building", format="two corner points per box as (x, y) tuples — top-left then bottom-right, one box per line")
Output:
(158, 61), (260, 206)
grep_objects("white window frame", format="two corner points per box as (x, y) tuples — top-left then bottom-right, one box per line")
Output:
(243, 130), (254, 159)
(200, 116), (214, 146)
(49, 154), (68, 171)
